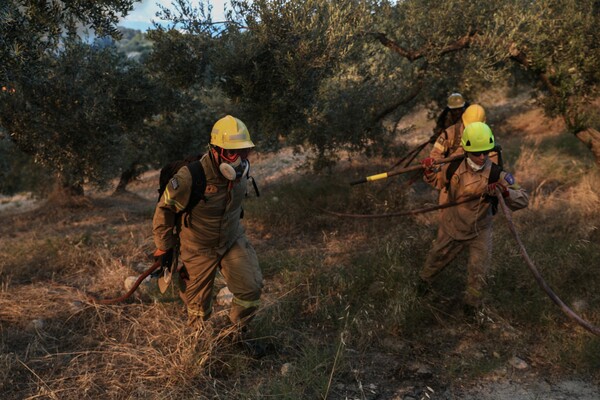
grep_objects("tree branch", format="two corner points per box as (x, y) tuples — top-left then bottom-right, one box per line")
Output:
(369, 30), (478, 61)
(372, 79), (424, 124)
(508, 43), (558, 98)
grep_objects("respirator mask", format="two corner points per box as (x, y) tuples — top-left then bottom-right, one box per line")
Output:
(215, 147), (250, 181)
(466, 156), (485, 172)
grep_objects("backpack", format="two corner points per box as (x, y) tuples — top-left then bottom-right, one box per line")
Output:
(445, 156), (503, 215)
(157, 154), (207, 222)
(157, 153), (261, 219)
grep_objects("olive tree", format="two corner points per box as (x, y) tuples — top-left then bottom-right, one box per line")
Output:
(223, 0), (600, 165)
(0, 0), (145, 197)
(143, 12), (235, 165)
(1, 0), (136, 84)
(140, 0), (600, 168)
(371, 0), (600, 163)
(0, 41), (162, 197)
(158, 0), (405, 167)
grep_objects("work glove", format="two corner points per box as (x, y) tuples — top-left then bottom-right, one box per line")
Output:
(153, 248), (174, 270)
(420, 157), (437, 175)
(486, 182), (509, 198)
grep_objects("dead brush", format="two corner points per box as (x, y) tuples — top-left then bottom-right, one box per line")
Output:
(3, 109), (600, 398)
(1, 281), (257, 399)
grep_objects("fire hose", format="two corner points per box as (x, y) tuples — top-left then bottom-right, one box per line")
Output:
(87, 259), (162, 305)
(392, 139), (432, 169)
(87, 249), (228, 305)
(495, 189), (600, 336)
(323, 190), (600, 336)
(320, 194), (481, 218)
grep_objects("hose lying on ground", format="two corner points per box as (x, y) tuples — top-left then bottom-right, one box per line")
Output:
(88, 259), (161, 305)
(496, 189), (600, 336)
(320, 194), (480, 219)
(323, 192), (600, 336)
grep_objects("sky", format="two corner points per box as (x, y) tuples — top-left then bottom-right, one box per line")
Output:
(120, 0), (229, 31)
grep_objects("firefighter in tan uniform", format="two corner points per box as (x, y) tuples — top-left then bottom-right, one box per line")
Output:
(153, 115), (263, 329)
(419, 122), (529, 310)
(426, 104), (487, 207)
(432, 92), (470, 139)
(429, 104), (486, 161)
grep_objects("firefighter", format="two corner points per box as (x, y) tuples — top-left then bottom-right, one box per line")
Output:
(418, 122), (529, 312)
(429, 103), (486, 160)
(432, 92), (470, 139)
(153, 115), (263, 330)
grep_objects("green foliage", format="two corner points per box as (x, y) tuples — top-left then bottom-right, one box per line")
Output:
(147, 0), (599, 167)
(3, 0), (600, 185)
(0, 136), (53, 195)
(144, 16), (236, 165)
(145, 28), (215, 89)
(0, 0), (172, 195)
(0, 41), (167, 193)
(160, 0), (389, 158)
(489, 0), (599, 129)
(1, 0), (135, 84)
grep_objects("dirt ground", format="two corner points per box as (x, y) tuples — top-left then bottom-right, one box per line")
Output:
(2, 91), (598, 399)
(2, 175), (598, 400)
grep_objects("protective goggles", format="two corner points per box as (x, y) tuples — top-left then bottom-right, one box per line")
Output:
(470, 150), (490, 157)
(218, 147), (251, 163)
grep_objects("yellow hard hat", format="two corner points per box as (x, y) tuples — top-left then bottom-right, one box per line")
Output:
(462, 104), (486, 126)
(447, 93), (465, 109)
(461, 122), (495, 153)
(210, 115), (255, 149)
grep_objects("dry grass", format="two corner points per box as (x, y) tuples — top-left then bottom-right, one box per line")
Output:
(1, 94), (600, 399)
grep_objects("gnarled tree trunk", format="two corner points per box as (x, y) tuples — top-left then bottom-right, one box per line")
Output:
(114, 166), (137, 195)
(113, 162), (147, 195)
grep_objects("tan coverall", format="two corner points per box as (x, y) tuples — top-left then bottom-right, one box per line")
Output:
(420, 158), (529, 306)
(430, 121), (466, 160)
(153, 153), (263, 325)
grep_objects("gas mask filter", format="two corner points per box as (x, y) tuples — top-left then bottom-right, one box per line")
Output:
(219, 158), (249, 181)
(213, 146), (251, 181)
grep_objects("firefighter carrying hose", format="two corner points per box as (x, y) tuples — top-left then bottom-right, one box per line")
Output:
(429, 103), (487, 160)
(152, 115), (263, 331)
(418, 122), (529, 314)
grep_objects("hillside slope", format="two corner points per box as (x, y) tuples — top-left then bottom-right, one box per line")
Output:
(1, 92), (599, 399)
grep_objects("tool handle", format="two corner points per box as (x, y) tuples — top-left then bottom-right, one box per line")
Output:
(350, 154), (465, 186)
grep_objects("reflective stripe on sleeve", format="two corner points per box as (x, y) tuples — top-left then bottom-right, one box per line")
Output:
(433, 141), (446, 152)
(164, 187), (185, 212)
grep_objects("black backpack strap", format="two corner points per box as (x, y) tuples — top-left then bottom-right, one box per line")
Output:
(184, 160), (206, 211)
(250, 177), (260, 197)
(485, 163), (503, 215)
(444, 158), (463, 191)
(488, 163), (502, 184)
(182, 160), (206, 227)
(244, 160), (260, 197)
(493, 145), (504, 170)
